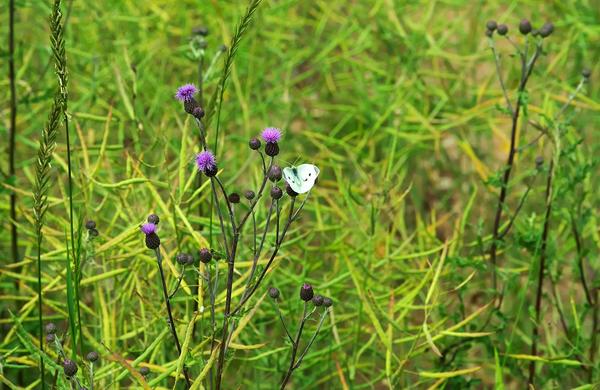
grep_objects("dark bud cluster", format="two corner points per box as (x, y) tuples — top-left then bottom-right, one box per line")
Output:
(199, 248), (213, 263)
(268, 165), (282, 182)
(63, 359), (78, 377)
(485, 18), (554, 39)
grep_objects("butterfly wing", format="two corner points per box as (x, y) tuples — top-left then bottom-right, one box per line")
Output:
(283, 166), (303, 193)
(295, 164), (320, 193)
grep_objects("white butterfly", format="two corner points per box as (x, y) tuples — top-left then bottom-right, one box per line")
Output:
(283, 164), (320, 194)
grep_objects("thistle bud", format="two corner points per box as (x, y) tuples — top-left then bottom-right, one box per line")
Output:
(89, 228), (99, 237)
(140, 366), (150, 376)
(300, 283), (314, 302)
(322, 297), (333, 307)
(45, 322), (57, 334)
(228, 193), (241, 204)
(147, 214), (160, 225)
(497, 24), (508, 36)
(271, 186), (283, 200)
(46, 333), (56, 343)
(184, 97), (199, 115)
(519, 19), (532, 35)
(244, 190), (256, 200)
(193, 106), (205, 120)
(176, 253), (190, 265)
(85, 220), (96, 230)
(539, 22), (554, 38)
(249, 138), (261, 150)
(285, 183), (298, 197)
(63, 359), (78, 377)
(486, 20), (497, 31)
(268, 287), (280, 299)
(485, 29), (493, 38)
(582, 68), (591, 79)
(145, 233), (160, 250)
(265, 142), (279, 157)
(268, 165), (283, 182)
(199, 248), (212, 263)
(312, 295), (324, 307)
(86, 351), (99, 363)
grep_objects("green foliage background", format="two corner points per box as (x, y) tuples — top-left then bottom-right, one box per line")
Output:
(1, 0), (599, 388)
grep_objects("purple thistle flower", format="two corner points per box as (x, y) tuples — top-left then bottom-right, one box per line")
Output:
(196, 150), (217, 172)
(261, 127), (281, 143)
(140, 223), (157, 235)
(175, 84), (198, 102)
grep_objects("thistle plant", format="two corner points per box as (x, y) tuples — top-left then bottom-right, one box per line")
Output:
(269, 284), (333, 389)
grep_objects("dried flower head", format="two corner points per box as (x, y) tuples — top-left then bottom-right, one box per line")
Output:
(196, 150), (217, 175)
(261, 127), (281, 143)
(175, 84), (198, 102)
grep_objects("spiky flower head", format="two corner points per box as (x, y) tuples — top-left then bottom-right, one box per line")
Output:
(175, 84), (198, 102)
(140, 223), (157, 235)
(196, 150), (217, 173)
(261, 127), (281, 143)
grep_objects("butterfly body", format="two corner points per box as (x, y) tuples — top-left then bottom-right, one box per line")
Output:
(283, 164), (320, 194)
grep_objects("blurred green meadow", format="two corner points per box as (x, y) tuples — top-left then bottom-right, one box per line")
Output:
(1, 0), (599, 388)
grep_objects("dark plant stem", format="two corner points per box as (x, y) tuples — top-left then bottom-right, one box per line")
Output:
(590, 289), (599, 383)
(527, 160), (554, 386)
(572, 219), (593, 305)
(489, 42), (541, 299)
(280, 303), (308, 389)
(154, 249), (191, 388)
(8, 0), (19, 273)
